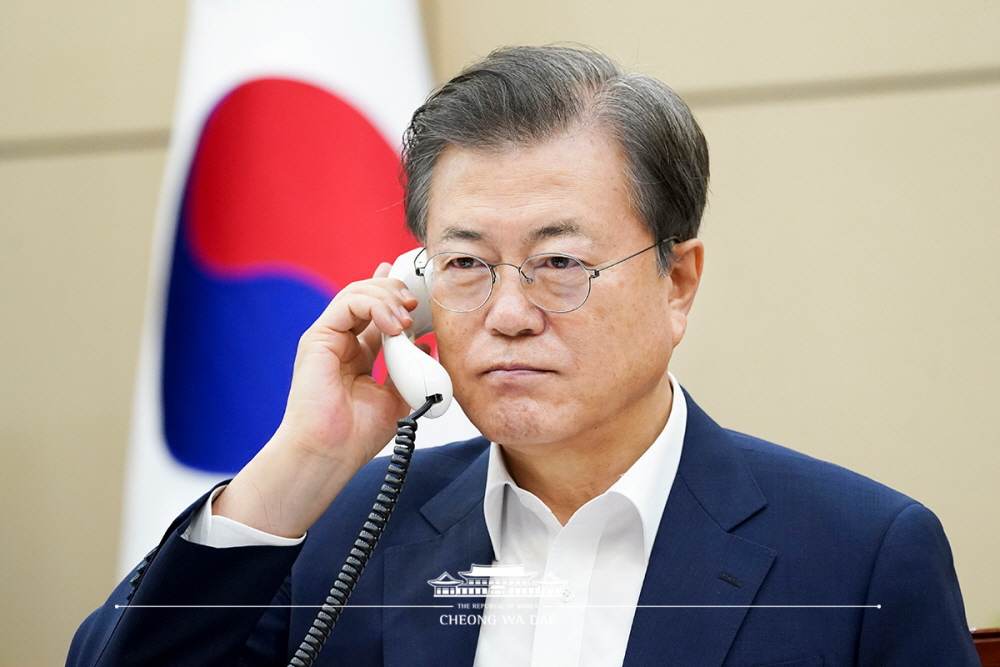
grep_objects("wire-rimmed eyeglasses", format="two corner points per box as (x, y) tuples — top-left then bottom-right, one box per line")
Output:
(414, 238), (676, 314)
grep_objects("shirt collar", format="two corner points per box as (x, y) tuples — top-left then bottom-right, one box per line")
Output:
(483, 374), (687, 560)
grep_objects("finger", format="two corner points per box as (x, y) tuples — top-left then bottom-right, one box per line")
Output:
(373, 261), (392, 279)
(342, 281), (415, 332)
(366, 300), (411, 337)
(358, 317), (386, 354)
(398, 287), (419, 312)
(357, 296), (416, 352)
(312, 294), (396, 340)
(364, 277), (418, 312)
(339, 279), (415, 314)
(318, 282), (413, 334)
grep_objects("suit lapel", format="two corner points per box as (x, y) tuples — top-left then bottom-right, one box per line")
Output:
(383, 444), (494, 667)
(624, 395), (776, 667)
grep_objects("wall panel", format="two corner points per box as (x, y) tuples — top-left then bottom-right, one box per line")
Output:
(424, 0), (1000, 91)
(0, 1), (185, 140)
(0, 149), (164, 666)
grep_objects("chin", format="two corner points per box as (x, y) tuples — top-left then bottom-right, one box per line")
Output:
(459, 393), (556, 447)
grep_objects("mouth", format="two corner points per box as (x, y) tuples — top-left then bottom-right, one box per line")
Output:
(480, 364), (554, 378)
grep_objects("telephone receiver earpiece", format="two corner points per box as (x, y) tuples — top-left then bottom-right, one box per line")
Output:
(381, 248), (453, 418)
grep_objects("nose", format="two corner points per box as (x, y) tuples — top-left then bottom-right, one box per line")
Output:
(483, 263), (545, 337)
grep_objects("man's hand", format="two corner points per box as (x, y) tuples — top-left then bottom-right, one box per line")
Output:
(212, 262), (419, 538)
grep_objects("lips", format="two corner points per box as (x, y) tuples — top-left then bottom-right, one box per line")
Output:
(480, 363), (554, 377)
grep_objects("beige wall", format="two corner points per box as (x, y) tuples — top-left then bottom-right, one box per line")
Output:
(2, 1), (998, 663)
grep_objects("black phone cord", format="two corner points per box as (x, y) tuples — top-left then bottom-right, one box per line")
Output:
(288, 394), (442, 667)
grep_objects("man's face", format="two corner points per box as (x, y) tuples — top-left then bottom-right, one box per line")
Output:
(424, 126), (700, 455)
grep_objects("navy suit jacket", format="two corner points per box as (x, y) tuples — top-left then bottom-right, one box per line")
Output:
(68, 393), (979, 666)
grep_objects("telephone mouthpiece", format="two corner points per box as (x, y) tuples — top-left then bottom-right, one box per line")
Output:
(381, 333), (453, 418)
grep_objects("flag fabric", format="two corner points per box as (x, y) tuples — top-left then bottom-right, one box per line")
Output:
(119, 0), (479, 575)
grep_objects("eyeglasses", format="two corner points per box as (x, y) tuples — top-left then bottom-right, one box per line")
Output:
(415, 238), (675, 314)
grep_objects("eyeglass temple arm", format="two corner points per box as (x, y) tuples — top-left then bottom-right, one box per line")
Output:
(590, 237), (678, 278)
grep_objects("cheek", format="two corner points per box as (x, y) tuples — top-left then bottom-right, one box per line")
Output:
(582, 294), (673, 374)
(431, 313), (478, 377)
(433, 332), (461, 375)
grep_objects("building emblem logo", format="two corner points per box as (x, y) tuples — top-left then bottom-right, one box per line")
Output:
(427, 564), (567, 598)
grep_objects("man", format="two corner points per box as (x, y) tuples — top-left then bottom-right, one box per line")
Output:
(68, 45), (978, 666)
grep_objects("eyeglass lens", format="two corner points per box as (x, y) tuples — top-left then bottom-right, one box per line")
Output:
(424, 253), (592, 313)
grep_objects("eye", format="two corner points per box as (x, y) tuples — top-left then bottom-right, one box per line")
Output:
(448, 255), (481, 270)
(540, 254), (577, 270)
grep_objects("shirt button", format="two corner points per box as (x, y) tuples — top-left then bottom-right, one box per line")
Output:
(560, 585), (575, 602)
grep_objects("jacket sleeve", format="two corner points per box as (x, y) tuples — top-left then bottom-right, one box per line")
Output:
(856, 502), (979, 666)
(66, 489), (303, 667)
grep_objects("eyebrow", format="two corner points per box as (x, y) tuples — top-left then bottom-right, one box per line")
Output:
(437, 226), (486, 244)
(435, 221), (584, 246)
(525, 221), (583, 244)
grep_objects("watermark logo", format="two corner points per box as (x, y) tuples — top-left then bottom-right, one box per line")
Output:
(427, 564), (567, 598)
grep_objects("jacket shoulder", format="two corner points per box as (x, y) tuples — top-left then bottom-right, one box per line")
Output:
(718, 428), (938, 581)
(726, 429), (918, 511)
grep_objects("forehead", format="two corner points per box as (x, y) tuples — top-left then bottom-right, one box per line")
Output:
(424, 128), (649, 251)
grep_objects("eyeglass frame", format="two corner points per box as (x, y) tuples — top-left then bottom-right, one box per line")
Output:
(413, 237), (678, 314)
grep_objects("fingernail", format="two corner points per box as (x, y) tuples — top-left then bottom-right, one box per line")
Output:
(401, 288), (416, 301)
(394, 304), (411, 323)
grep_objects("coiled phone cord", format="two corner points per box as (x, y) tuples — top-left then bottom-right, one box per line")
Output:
(288, 394), (442, 667)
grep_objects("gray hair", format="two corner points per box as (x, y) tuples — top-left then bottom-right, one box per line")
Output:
(401, 45), (710, 270)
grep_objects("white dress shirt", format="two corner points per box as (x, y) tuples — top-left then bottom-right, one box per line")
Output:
(473, 375), (686, 667)
(184, 377), (687, 667)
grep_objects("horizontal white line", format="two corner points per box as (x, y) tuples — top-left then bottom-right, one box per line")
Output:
(115, 604), (454, 609)
(115, 604), (880, 609)
(634, 605), (881, 609)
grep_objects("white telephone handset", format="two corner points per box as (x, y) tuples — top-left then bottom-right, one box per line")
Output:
(290, 251), (453, 663)
(381, 248), (453, 418)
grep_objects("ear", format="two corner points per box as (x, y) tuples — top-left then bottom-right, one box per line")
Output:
(667, 238), (704, 348)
